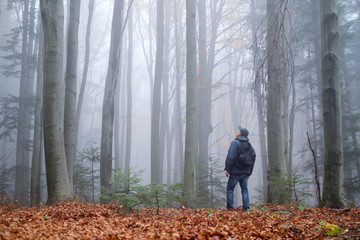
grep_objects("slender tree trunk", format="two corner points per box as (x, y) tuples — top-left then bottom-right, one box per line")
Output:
(15, 0), (38, 205)
(183, 0), (197, 207)
(14, 0), (30, 205)
(173, 0), (184, 184)
(64, 0), (80, 191)
(160, 0), (171, 184)
(30, 19), (43, 207)
(266, 0), (289, 204)
(75, 0), (95, 153)
(125, 7), (133, 169)
(320, 0), (345, 208)
(250, 0), (268, 198)
(197, 0), (209, 203)
(40, 0), (72, 205)
(151, 0), (164, 184)
(100, 0), (124, 197)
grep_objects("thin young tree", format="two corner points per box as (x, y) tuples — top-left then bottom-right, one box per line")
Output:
(14, 0), (36, 205)
(320, 0), (345, 208)
(124, 6), (133, 169)
(250, 0), (268, 200)
(64, 0), (81, 191)
(75, 0), (95, 153)
(100, 0), (124, 197)
(151, 0), (164, 184)
(172, 0), (184, 184)
(183, 0), (197, 207)
(30, 20), (44, 206)
(40, 0), (72, 205)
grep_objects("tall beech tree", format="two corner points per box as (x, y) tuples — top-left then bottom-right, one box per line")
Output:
(266, 0), (289, 204)
(14, 0), (37, 205)
(183, 0), (197, 207)
(40, 0), (72, 205)
(151, 0), (164, 184)
(64, 0), (80, 190)
(100, 0), (124, 197)
(320, 0), (345, 208)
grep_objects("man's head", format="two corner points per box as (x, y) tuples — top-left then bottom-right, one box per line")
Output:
(237, 126), (249, 137)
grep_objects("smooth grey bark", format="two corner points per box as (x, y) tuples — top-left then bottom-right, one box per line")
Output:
(197, 0), (225, 204)
(320, 0), (345, 208)
(40, 0), (72, 205)
(30, 21), (43, 207)
(151, 0), (164, 184)
(100, 0), (124, 196)
(266, 0), (289, 204)
(124, 7), (133, 169)
(75, 0), (94, 154)
(64, 0), (80, 191)
(183, 0), (197, 207)
(14, 0), (29, 205)
(160, 0), (171, 184)
(173, 0), (184, 184)
(14, 0), (37, 205)
(197, 0), (208, 202)
(251, 0), (268, 199)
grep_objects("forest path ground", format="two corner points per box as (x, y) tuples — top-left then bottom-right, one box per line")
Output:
(0, 201), (359, 239)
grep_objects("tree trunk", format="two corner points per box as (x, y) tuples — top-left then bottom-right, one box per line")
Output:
(100, 0), (124, 196)
(183, 0), (197, 207)
(151, 0), (164, 184)
(160, 0), (171, 184)
(197, 0), (208, 203)
(266, 0), (289, 204)
(30, 20), (44, 207)
(124, 7), (133, 169)
(14, 0), (38, 205)
(64, 0), (80, 191)
(75, 0), (94, 154)
(173, 0), (184, 184)
(40, 0), (72, 205)
(250, 0), (268, 198)
(320, 0), (345, 208)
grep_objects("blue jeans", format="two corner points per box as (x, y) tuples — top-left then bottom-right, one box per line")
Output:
(226, 174), (249, 210)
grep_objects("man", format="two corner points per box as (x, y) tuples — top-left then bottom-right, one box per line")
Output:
(224, 126), (256, 210)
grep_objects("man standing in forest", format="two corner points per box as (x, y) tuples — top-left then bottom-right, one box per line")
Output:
(225, 126), (256, 210)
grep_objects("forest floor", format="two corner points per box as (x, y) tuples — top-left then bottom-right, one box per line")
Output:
(0, 201), (359, 239)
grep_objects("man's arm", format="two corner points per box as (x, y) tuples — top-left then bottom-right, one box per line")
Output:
(249, 146), (256, 175)
(224, 140), (238, 174)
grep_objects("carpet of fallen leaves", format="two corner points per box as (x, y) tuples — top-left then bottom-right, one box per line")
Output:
(0, 201), (359, 239)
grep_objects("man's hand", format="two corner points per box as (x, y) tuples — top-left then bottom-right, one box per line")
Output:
(225, 171), (229, 177)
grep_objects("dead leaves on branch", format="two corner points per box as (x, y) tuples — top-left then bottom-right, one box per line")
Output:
(0, 201), (359, 239)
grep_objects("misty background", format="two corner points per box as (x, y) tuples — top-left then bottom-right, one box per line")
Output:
(0, 0), (359, 207)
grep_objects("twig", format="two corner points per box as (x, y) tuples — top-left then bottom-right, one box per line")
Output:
(306, 132), (321, 205)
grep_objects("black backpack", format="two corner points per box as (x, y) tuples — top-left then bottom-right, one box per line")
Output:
(236, 140), (255, 167)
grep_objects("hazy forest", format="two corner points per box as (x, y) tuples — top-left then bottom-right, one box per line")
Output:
(0, 0), (359, 211)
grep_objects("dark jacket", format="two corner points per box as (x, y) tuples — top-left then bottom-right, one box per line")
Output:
(224, 136), (256, 176)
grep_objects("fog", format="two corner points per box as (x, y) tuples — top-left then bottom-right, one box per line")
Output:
(0, 0), (359, 207)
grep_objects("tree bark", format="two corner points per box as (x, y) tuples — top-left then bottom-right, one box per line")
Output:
(173, 0), (184, 184)
(64, 0), (80, 191)
(160, 0), (171, 184)
(151, 0), (164, 184)
(30, 20), (44, 207)
(266, 0), (289, 204)
(320, 0), (345, 208)
(125, 7), (133, 169)
(75, 0), (95, 154)
(100, 0), (124, 196)
(183, 0), (197, 207)
(14, 0), (38, 205)
(40, 0), (72, 205)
